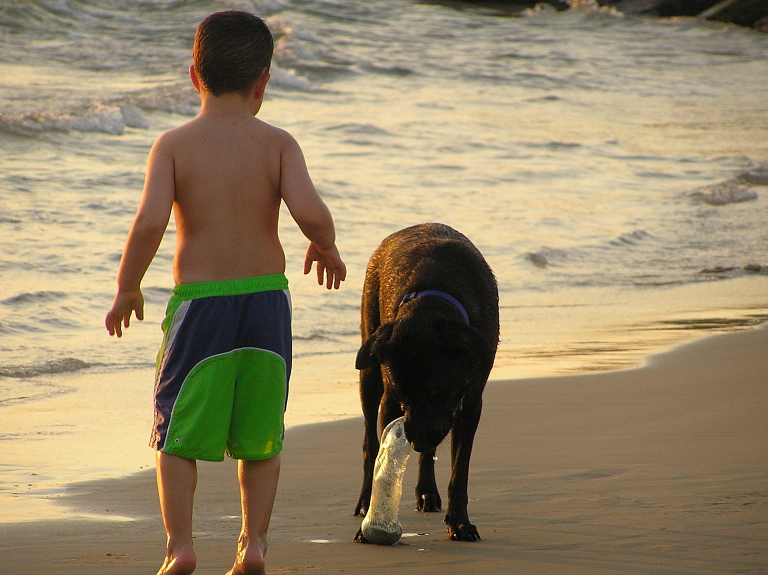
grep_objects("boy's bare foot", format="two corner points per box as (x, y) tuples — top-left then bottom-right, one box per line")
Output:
(225, 532), (266, 575)
(156, 547), (196, 575)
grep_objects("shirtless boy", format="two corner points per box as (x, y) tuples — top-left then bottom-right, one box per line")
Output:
(105, 11), (346, 575)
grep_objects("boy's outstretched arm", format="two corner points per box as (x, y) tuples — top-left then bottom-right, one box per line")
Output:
(105, 136), (174, 336)
(279, 133), (346, 289)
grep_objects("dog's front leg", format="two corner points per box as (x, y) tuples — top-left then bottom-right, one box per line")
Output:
(354, 365), (383, 518)
(415, 449), (442, 512)
(444, 398), (482, 541)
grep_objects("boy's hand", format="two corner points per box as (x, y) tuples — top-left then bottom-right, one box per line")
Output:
(304, 242), (346, 290)
(105, 290), (145, 337)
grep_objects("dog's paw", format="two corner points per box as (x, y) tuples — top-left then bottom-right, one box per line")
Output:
(354, 528), (371, 543)
(444, 517), (481, 542)
(354, 500), (368, 517)
(416, 492), (442, 512)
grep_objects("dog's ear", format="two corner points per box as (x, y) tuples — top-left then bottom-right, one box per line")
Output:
(355, 322), (396, 370)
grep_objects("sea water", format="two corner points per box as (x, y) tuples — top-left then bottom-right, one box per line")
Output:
(1, 0), (767, 521)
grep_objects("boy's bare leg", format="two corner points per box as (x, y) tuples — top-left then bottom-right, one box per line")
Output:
(156, 451), (198, 575)
(226, 455), (281, 575)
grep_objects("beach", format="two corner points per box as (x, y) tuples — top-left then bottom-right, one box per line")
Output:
(3, 0), (768, 530)
(2, 323), (765, 574)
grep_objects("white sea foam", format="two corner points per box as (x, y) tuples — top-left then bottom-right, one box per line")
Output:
(270, 64), (312, 91)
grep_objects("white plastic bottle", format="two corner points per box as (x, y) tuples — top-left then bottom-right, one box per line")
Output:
(360, 416), (413, 544)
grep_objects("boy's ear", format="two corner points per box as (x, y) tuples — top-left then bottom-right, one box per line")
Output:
(189, 65), (201, 92)
(253, 71), (270, 99)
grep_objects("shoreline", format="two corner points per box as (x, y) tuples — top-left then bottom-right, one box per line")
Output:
(1, 302), (765, 524)
(1, 323), (766, 573)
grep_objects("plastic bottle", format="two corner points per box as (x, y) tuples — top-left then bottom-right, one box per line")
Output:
(360, 416), (413, 544)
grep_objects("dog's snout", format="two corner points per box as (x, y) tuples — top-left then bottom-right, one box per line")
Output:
(403, 414), (451, 452)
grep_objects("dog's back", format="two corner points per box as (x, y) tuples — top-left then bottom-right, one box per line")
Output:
(361, 223), (499, 349)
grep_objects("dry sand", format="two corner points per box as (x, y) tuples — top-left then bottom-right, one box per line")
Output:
(1, 324), (766, 574)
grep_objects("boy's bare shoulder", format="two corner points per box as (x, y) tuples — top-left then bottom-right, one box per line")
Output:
(156, 115), (297, 153)
(154, 116), (208, 147)
(248, 117), (299, 148)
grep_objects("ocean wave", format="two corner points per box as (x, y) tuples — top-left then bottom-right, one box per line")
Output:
(1, 291), (68, 308)
(0, 380), (74, 407)
(270, 65), (313, 91)
(529, 140), (582, 150)
(293, 328), (345, 343)
(324, 123), (391, 136)
(610, 230), (653, 247)
(361, 63), (416, 77)
(0, 429), (71, 441)
(737, 166), (768, 186)
(0, 64), (313, 138)
(523, 246), (570, 268)
(0, 103), (145, 136)
(0, 358), (90, 379)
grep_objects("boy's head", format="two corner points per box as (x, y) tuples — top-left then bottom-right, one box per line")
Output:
(193, 11), (274, 97)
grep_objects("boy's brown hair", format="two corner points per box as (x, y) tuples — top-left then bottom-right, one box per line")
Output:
(193, 11), (274, 97)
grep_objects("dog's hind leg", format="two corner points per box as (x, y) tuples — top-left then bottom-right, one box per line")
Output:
(415, 449), (442, 512)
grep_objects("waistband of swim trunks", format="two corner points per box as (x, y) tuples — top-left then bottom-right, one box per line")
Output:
(171, 273), (289, 300)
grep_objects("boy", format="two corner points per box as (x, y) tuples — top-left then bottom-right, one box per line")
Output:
(105, 11), (346, 575)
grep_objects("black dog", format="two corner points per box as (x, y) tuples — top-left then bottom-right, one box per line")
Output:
(354, 223), (499, 542)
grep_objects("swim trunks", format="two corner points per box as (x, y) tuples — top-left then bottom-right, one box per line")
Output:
(150, 274), (291, 461)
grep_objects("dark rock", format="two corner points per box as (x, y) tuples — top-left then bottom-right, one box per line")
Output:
(459, 0), (768, 31)
(702, 0), (768, 28)
(699, 265), (737, 274)
(610, 0), (768, 30)
(616, 0), (716, 16)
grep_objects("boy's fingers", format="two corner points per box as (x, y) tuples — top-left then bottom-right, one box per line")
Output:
(334, 265), (346, 289)
(105, 313), (119, 336)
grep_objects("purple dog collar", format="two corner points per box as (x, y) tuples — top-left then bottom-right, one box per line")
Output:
(400, 290), (470, 326)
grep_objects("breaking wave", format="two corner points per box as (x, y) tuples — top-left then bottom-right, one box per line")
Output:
(0, 358), (90, 379)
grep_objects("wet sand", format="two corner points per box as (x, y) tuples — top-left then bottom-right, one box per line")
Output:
(1, 323), (766, 574)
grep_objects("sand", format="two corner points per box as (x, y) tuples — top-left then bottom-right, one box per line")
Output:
(1, 324), (766, 574)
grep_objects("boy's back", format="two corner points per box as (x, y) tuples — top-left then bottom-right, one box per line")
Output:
(157, 107), (298, 285)
(117, 72), (342, 297)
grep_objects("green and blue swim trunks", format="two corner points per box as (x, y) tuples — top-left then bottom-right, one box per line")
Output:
(150, 274), (291, 461)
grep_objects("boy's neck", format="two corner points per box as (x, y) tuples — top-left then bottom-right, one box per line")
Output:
(199, 90), (263, 119)
(190, 67), (270, 119)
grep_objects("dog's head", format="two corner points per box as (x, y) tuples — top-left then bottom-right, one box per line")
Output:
(356, 314), (488, 452)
